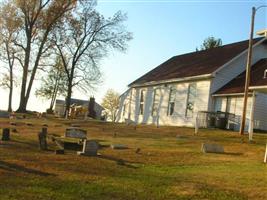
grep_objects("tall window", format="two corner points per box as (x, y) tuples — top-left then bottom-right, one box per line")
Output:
(123, 103), (127, 117)
(139, 90), (145, 115)
(152, 89), (160, 116)
(186, 83), (197, 118)
(167, 87), (176, 116)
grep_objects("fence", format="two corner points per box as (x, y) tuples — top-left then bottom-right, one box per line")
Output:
(196, 111), (236, 130)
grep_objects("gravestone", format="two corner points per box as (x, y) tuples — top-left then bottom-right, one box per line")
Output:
(0, 111), (9, 118)
(2, 128), (10, 141)
(264, 144), (267, 163)
(38, 128), (47, 150)
(111, 144), (128, 149)
(65, 128), (87, 139)
(201, 143), (224, 153)
(77, 140), (99, 156)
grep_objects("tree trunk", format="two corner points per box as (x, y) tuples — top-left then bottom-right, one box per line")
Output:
(64, 82), (72, 118)
(8, 67), (13, 112)
(17, 33), (31, 113)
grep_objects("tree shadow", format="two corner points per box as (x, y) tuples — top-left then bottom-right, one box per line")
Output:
(0, 161), (55, 176)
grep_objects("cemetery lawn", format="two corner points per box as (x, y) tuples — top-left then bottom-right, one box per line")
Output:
(0, 117), (266, 200)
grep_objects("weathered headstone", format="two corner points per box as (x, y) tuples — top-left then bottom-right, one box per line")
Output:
(111, 144), (128, 149)
(65, 128), (87, 139)
(2, 128), (10, 141)
(77, 140), (99, 156)
(201, 143), (224, 153)
(264, 144), (267, 163)
(38, 128), (47, 150)
(0, 110), (9, 118)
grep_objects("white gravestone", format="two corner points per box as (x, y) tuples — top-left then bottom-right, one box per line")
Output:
(264, 144), (267, 163)
(65, 128), (87, 139)
(77, 140), (99, 156)
(201, 143), (224, 153)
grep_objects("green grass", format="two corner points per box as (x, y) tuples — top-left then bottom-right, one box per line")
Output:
(0, 117), (266, 200)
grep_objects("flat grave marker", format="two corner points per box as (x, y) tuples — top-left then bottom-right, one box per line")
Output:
(201, 143), (224, 154)
(111, 144), (128, 150)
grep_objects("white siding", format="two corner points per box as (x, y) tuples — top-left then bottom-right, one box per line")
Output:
(254, 92), (267, 130)
(117, 80), (211, 127)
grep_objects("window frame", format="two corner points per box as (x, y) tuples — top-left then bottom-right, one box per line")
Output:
(185, 83), (197, 118)
(167, 87), (176, 116)
(139, 90), (145, 115)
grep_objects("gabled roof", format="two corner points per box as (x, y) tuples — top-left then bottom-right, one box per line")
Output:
(129, 37), (264, 86)
(214, 58), (267, 95)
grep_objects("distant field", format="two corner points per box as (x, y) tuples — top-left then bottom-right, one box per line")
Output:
(0, 117), (266, 200)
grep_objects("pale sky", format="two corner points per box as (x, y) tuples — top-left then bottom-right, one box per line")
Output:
(0, 0), (266, 112)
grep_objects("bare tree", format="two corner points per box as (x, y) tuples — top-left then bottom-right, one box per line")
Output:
(102, 89), (120, 122)
(2, 0), (77, 113)
(35, 56), (68, 113)
(0, 2), (21, 112)
(53, 1), (132, 118)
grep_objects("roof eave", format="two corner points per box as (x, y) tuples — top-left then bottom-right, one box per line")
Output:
(129, 73), (214, 88)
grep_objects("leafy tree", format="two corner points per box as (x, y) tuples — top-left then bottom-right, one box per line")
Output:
(196, 36), (222, 51)
(35, 57), (68, 113)
(0, 0), (77, 113)
(102, 89), (120, 122)
(0, 2), (21, 112)
(53, 1), (132, 118)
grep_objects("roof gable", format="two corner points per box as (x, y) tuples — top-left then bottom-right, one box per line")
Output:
(214, 58), (267, 95)
(130, 38), (263, 86)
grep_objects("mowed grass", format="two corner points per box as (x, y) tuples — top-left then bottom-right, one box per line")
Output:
(0, 117), (266, 200)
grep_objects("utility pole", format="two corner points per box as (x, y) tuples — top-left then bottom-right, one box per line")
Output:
(240, 7), (256, 135)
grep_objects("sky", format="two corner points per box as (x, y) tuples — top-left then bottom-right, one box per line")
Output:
(0, 0), (267, 112)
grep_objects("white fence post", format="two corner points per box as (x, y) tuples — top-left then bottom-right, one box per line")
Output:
(264, 144), (267, 163)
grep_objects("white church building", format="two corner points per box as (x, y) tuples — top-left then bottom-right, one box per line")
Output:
(116, 37), (267, 132)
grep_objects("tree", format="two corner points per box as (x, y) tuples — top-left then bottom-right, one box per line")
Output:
(0, 2), (21, 112)
(53, 1), (132, 118)
(196, 36), (222, 51)
(35, 56), (68, 113)
(102, 89), (120, 122)
(1, 0), (77, 113)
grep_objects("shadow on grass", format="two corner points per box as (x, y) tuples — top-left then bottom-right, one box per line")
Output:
(224, 152), (243, 156)
(98, 155), (140, 169)
(0, 161), (55, 176)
